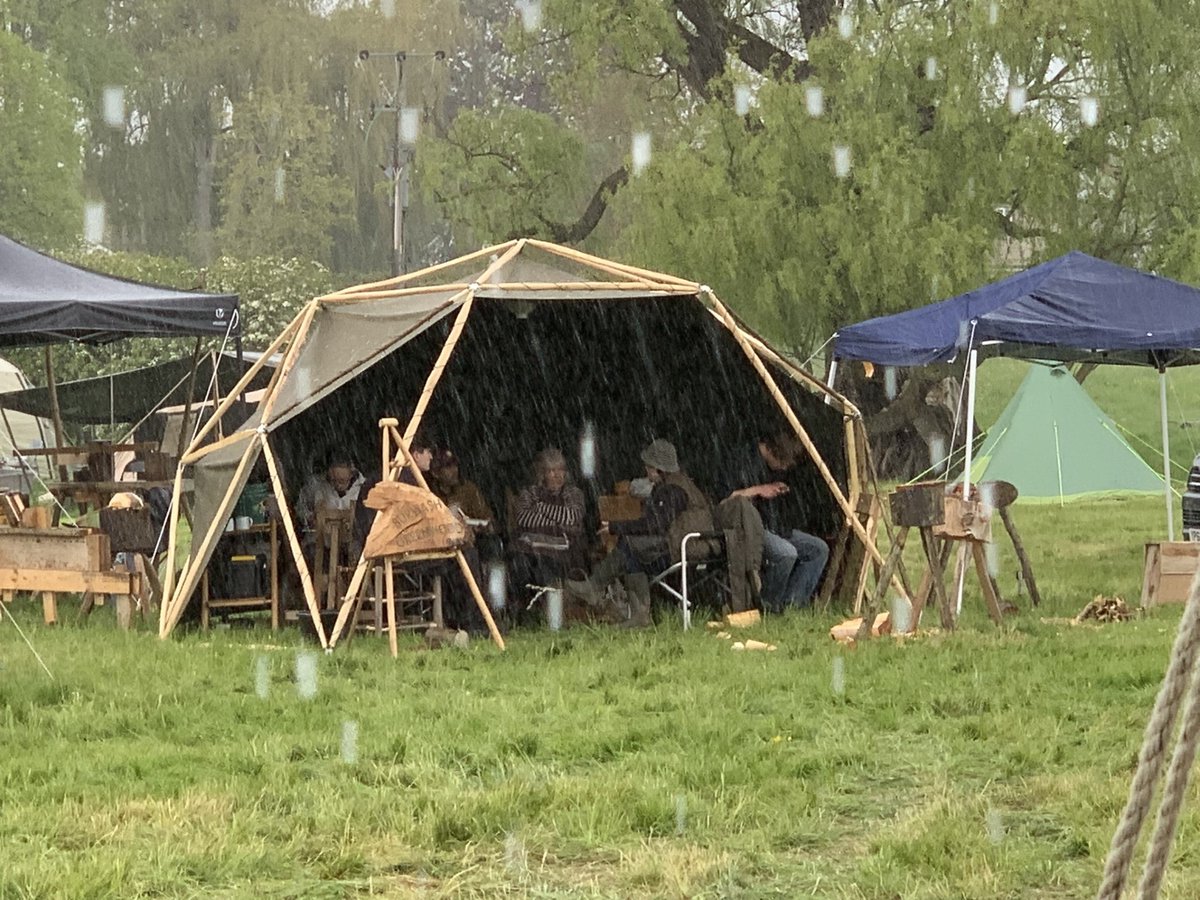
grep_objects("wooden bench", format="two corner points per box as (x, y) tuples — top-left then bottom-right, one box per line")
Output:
(0, 527), (141, 627)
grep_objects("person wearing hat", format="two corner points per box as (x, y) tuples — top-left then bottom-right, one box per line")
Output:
(429, 448), (494, 537)
(566, 438), (713, 628)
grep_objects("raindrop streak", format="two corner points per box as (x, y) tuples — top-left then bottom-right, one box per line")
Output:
(546, 588), (563, 631)
(504, 832), (526, 872)
(924, 57), (938, 80)
(832, 656), (845, 696)
(891, 596), (913, 634)
(1080, 95), (1100, 127)
(734, 84), (752, 117)
(883, 367), (898, 401)
(804, 84), (825, 118)
(631, 132), (652, 176)
(832, 144), (852, 179)
(837, 12), (854, 39)
(254, 655), (269, 699)
(274, 167), (286, 203)
(487, 561), (507, 610)
(978, 481), (996, 511)
(928, 435), (947, 474)
(83, 202), (105, 244)
(341, 720), (359, 764)
(1007, 85), (1027, 115)
(579, 420), (597, 479)
(966, 176), (976, 199)
(986, 806), (1005, 844)
(516, 0), (542, 32)
(101, 86), (125, 129)
(675, 794), (687, 835)
(295, 651), (318, 700)
(380, 0), (396, 17)
(399, 107), (420, 144)
(985, 539), (1000, 579)
(987, 2), (999, 25)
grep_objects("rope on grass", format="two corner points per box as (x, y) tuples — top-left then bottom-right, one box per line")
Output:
(1136, 655), (1200, 898)
(1096, 573), (1200, 900)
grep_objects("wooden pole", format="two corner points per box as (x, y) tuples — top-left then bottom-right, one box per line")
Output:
(529, 240), (699, 288)
(999, 506), (1042, 607)
(160, 436), (259, 637)
(175, 337), (205, 461)
(321, 240), (518, 298)
(738, 325), (859, 417)
(254, 303), (320, 428)
(706, 290), (893, 575)
(322, 284), (472, 303)
(185, 310), (303, 454)
(259, 435), (328, 648)
(157, 462), (187, 635)
(180, 429), (256, 466)
(43, 347), (67, 482)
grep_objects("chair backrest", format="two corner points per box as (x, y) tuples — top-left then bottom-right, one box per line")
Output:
(100, 506), (158, 554)
(315, 506), (356, 549)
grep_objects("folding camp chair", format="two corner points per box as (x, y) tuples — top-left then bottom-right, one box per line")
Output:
(649, 531), (732, 630)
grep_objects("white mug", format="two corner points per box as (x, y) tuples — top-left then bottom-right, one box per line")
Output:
(224, 518), (235, 533)
(235, 515), (252, 531)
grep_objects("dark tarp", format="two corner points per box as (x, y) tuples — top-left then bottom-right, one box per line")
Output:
(0, 351), (276, 425)
(833, 251), (1200, 368)
(0, 235), (238, 346)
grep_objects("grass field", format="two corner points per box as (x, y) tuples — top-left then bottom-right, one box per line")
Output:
(3, 368), (1200, 898)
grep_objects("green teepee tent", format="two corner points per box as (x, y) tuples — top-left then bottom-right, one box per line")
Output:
(972, 364), (1164, 502)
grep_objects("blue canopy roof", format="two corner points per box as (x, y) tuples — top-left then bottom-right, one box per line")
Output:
(833, 251), (1200, 368)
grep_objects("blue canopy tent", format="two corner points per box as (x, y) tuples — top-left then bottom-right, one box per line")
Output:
(832, 251), (1200, 537)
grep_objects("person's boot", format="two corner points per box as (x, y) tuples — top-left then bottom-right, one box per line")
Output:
(565, 552), (624, 608)
(618, 573), (652, 628)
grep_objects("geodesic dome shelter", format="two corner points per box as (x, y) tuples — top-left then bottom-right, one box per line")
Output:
(159, 240), (872, 646)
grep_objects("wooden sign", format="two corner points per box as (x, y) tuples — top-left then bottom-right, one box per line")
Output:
(362, 482), (467, 559)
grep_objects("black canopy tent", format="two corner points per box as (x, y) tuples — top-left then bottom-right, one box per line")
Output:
(0, 232), (241, 476)
(0, 235), (237, 345)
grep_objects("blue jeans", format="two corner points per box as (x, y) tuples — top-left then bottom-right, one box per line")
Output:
(761, 529), (829, 612)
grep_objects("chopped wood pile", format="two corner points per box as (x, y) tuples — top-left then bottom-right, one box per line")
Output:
(1073, 595), (1133, 624)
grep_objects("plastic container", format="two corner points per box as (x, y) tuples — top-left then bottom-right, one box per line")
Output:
(229, 555), (262, 598)
(235, 483), (270, 524)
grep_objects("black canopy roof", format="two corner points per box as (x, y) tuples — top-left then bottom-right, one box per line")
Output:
(0, 235), (239, 346)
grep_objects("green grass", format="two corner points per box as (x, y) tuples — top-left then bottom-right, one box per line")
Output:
(1, 367), (1196, 898)
(3, 493), (1199, 898)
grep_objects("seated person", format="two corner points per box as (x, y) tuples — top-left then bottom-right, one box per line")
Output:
(566, 439), (712, 628)
(296, 454), (367, 571)
(510, 447), (586, 590)
(430, 449), (494, 538)
(721, 430), (829, 612)
(399, 433), (434, 485)
(430, 448), (497, 633)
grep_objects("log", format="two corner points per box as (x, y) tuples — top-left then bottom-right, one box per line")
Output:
(890, 482), (946, 528)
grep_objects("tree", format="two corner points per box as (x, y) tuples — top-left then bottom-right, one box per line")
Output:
(0, 29), (85, 247)
(215, 90), (354, 266)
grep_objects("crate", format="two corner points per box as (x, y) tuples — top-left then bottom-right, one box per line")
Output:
(1141, 542), (1200, 606)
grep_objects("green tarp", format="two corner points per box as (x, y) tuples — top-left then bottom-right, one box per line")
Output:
(973, 364), (1163, 502)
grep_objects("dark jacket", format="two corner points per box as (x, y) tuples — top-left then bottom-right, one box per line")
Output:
(612, 471), (715, 562)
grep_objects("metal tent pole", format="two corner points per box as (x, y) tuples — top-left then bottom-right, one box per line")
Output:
(1161, 370), (1175, 541)
(955, 346), (979, 615)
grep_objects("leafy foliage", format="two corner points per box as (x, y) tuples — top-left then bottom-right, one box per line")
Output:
(0, 29), (84, 247)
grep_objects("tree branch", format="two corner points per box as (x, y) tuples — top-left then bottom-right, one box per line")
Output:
(516, 166), (630, 244)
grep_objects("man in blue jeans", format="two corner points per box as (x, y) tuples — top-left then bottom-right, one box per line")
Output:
(722, 431), (829, 612)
